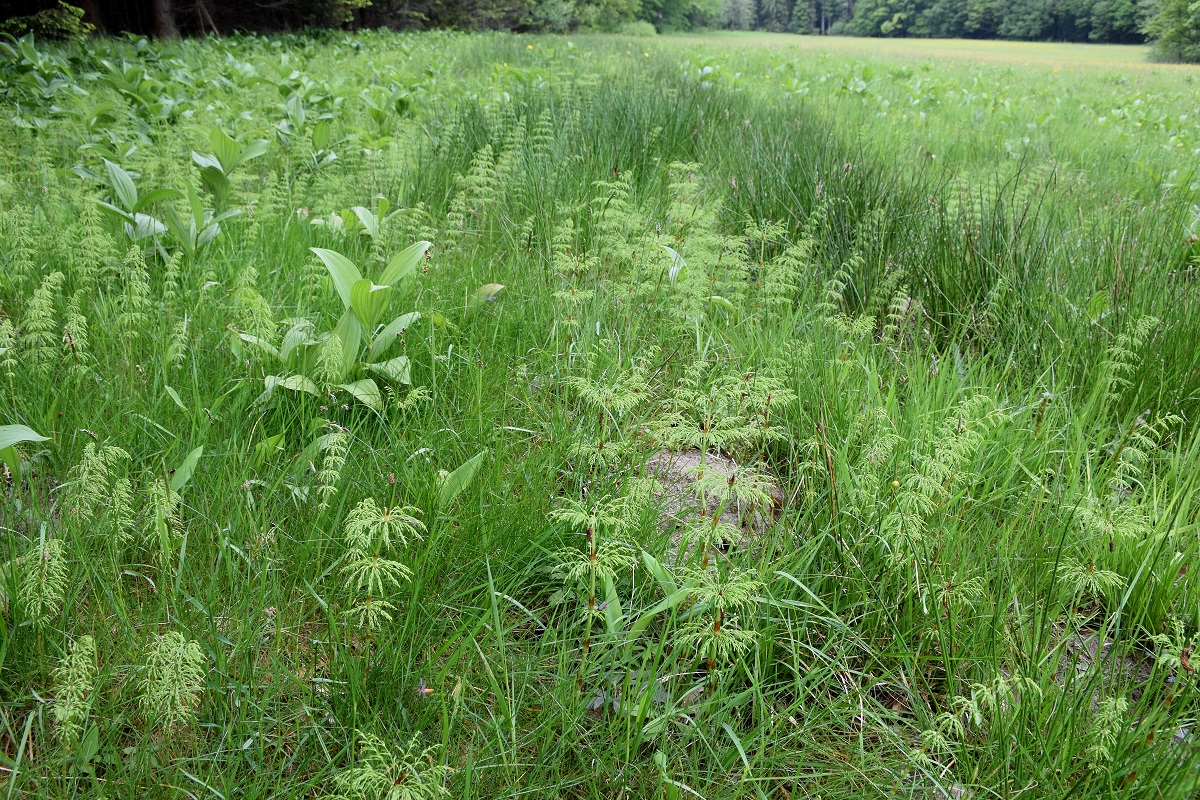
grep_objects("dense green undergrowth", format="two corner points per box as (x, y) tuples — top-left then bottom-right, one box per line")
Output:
(1, 29), (1200, 799)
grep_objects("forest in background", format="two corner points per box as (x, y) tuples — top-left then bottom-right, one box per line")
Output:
(3, 0), (1198, 52)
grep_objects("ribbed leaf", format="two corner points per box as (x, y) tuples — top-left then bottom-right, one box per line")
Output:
(325, 310), (359, 383)
(232, 139), (270, 171)
(379, 240), (430, 286)
(275, 374), (320, 395)
(349, 278), (392, 331)
(209, 126), (241, 172)
(169, 446), (204, 492)
(362, 355), (411, 385)
(337, 378), (383, 411)
(0, 424), (50, 451)
(438, 449), (487, 508)
(662, 245), (686, 284)
(310, 248), (362, 308)
(103, 158), (137, 211)
(351, 206), (380, 239)
(133, 187), (183, 214)
(369, 312), (420, 360)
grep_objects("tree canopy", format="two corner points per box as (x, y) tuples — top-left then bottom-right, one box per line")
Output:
(1, 0), (1192, 57)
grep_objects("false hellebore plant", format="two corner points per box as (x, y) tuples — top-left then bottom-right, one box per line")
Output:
(249, 240), (429, 414)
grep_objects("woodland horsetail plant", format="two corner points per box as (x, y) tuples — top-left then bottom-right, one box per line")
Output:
(1, 27), (1200, 800)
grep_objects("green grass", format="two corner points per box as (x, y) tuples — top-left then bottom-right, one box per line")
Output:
(1, 29), (1200, 799)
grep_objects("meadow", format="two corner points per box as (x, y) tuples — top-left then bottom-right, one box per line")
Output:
(1, 28), (1200, 798)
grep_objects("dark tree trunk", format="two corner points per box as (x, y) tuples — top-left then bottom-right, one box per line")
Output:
(152, 0), (177, 38)
(79, 0), (104, 31)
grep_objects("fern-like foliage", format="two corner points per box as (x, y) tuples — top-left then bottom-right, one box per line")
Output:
(231, 266), (276, 343)
(964, 670), (1041, 728)
(1086, 695), (1129, 771)
(317, 426), (350, 511)
(564, 345), (652, 469)
(20, 537), (69, 628)
(52, 634), (97, 747)
(551, 495), (635, 655)
(61, 289), (91, 379)
(70, 201), (116, 294)
(1109, 411), (1183, 496)
(24, 270), (65, 376)
(0, 319), (18, 384)
(654, 358), (795, 458)
(67, 442), (129, 523)
(0, 208), (37, 294)
(327, 732), (451, 800)
(145, 477), (182, 570)
(118, 247), (152, 345)
(1100, 315), (1159, 408)
(756, 230), (810, 311)
(883, 395), (1004, 565)
(445, 145), (498, 241)
(677, 565), (761, 671)
(341, 497), (423, 633)
(139, 631), (206, 731)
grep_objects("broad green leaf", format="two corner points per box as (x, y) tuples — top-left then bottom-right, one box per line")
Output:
(76, 725), (100, 773)
(438, 449), (487, 508)
(160, 206), (195, 257)
(351, 206), (379, 239)
(470, 283), (505, 307)
(332, 309), (362, 380)
(627, 588), (691, 641)
(211, 208), (244, 225)
(103, 158), (137, 211)
(1087, 290), (1111, 323)
(164, 385), (187, 412)
(310, 247), (363, 308)
(169, 445), (203, 492)
(251, 432), (286, 469)
(662, 245), (686, 284)
(132, 186), (183, 214)
(339, 208), (362, 237)
(1, 446), (20, 477)
(362, 355), (411, 384)
(280, 322), (318, 364)
(209, 126), (241, 172)
(337, 378), (383, 411)
(197, 165), (230, 202)
(641, 550), (677, 595)
(238, 333), (281, 361)
(128, 213), (167, 241)
(349, 278), (392, 331)
(94, 200), (135, 226)
(187, 183), (206, 228)
(253, 374), (317, 405)
(197, 223), (223, 248)
(311, 120), (331, 151)
(276, 374), (321, 395)
(0, 425), (50, 452)
(603, 574), (624, 635)
(428, 311), (458, 331)
(232, 139), (270, 171)
(369, 311), (420, 360)
(379, 240), (430, 286)
(191, 151), (222, 171)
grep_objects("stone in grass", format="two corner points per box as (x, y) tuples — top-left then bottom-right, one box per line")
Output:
(644, 448), (783, 566)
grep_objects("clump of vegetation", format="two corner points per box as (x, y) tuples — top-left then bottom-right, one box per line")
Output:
(0, 27), (1198, 800)
(0, 2), (94, 40)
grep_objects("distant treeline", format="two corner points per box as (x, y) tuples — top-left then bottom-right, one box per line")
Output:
(2, 0), (1197, 58)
